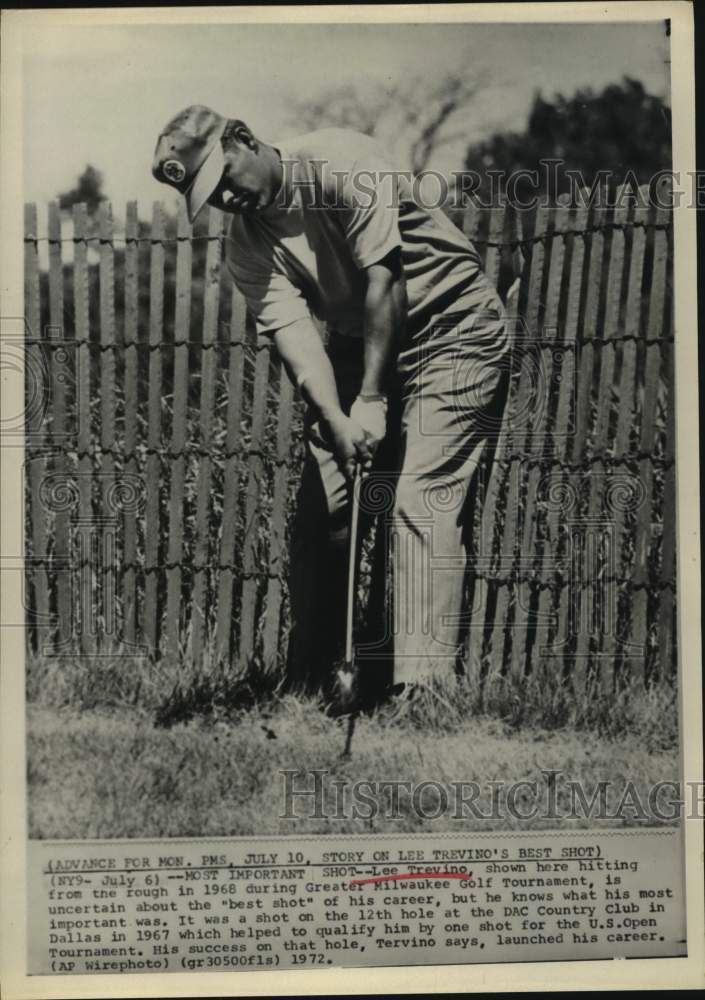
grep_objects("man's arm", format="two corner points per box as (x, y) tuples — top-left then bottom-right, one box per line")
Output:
(274, 319), (343, 424)
(360, 248), (407, 398)
(273, 318), (373, 480)
(331, 140), (407, 444)
(347, 249), (407, 450)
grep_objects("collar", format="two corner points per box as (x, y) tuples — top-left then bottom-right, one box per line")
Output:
(264, 143), (296, 213)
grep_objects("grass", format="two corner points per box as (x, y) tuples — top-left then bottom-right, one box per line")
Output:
(26, 653), (680, 839)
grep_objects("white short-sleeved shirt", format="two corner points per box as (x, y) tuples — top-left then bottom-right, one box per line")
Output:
(224, 128), (496, 342)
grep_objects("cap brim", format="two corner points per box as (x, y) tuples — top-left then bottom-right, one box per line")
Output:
(185, 139), (225, 223)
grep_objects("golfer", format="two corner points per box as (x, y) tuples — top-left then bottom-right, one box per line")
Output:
(152, 105), (510, 703)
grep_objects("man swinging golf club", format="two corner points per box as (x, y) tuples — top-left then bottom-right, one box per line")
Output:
(152, 104), (510, 706)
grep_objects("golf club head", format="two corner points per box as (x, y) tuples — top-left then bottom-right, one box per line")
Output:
(331, 658), (357, 715)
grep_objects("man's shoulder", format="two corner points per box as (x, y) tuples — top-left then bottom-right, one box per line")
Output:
(282, 127), (395, 168)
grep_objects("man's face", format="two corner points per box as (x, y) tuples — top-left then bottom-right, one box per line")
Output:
(207, 140), (272, 215)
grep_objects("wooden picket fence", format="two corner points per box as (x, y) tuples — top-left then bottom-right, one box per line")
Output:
(23, 188), (676, 691)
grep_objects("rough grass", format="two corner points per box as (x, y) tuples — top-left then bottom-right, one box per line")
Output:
(26, 653), (679, 839)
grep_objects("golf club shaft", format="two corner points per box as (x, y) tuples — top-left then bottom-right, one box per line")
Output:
(344, 464), (361, 664)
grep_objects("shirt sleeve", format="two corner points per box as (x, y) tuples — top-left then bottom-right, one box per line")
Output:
(225, 238), (311, 338)
(337, 149), (403, 269)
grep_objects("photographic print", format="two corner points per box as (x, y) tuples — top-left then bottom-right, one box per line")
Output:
(1, 3), (701, 992)
(21, 15), (680, 839)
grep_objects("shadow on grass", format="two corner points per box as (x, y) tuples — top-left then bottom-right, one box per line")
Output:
(26, 649), (679, 752)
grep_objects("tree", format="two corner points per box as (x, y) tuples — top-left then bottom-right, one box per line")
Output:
(57, 165), (107, 215)
(290, 70), (486, 174)
(463, 77), (671, 204)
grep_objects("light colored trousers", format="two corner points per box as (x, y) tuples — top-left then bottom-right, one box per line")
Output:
(286, 282), (511, 693)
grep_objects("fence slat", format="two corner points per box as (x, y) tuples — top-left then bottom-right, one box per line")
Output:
(72, 203), (95, 655)
(47, 202), (72, 653)
(657, 335), (676, 683)
(506, 204), (526, 309)
(603, 196), (649, 678)
(144, 203), (165, 655)
(593, 197), (629, 438)
(262, 367), (295, 671)
(465, 421), (509, 682)
(464, 200), (483, 248)
(24, 204), (51, 654)
(512, 205), (559, 681)
(568, 196), (607, 698)
(533, 203), (572, 668)
(549, 204), (589, 676)
(465, 207), (523, 682)
(585, 193), (630, 695)
(488, 552), (512, 685)
(465, 460), (501, 681)
(528, 204), (572, 678)
(465, 205), (524, 684)
(215, 287), (248, 664)
(98, 203), (117, 650)
(572, 202), (605, 458)
(122, 202), (140, 647)
(616, 196), (649, 440)
(542, 203), (569, 332)
(191, 208), (223, 666)
(164, 203), (193, 659)
(492, 205), (549, 683)
(239, 339), (272, 665)
(629, 204), (670, 686)
(484, 202), (506, 290)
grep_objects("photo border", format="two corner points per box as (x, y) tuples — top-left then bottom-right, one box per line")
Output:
(1, 3), (702, 996)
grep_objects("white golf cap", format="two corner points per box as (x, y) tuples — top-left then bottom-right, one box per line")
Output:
(152, 105), (228, 222)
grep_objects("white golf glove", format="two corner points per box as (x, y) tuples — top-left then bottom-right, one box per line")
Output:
(349, 394), (388, 452)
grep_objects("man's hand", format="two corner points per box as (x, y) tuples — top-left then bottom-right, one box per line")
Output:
(313, 411), (374, 483)
(349, 395), (388, 454)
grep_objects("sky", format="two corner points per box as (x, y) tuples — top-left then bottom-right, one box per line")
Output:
(22, 18), (671, 220)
